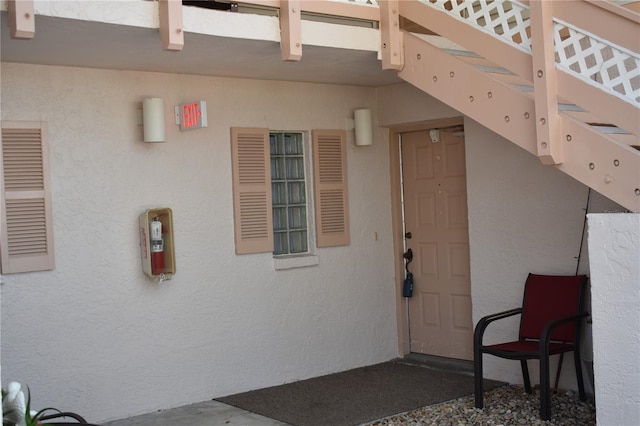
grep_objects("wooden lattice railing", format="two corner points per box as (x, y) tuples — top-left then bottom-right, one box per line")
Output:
(417, 0), (639, 118)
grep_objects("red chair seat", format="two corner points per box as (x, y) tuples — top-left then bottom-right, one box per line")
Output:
(488, 340), (574, 355)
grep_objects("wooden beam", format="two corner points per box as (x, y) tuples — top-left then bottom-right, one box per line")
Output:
(380, 0), (403, 70)
(530, 0), (562, 164)
(159, 0), (184, 51)
(8, 0), (35, 39)
(240, 0), (380, 22)
(280, 0), (302, 61)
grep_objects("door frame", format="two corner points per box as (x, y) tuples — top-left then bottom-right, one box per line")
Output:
(388, 117), (465, 356)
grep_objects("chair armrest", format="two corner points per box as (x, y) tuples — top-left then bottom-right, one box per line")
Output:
(40, 411), (88, 423)
(474, 307), (522, 347)
(540, 312), (590, 347)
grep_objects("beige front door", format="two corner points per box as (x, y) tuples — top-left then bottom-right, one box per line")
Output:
(401, 127), (473, 360)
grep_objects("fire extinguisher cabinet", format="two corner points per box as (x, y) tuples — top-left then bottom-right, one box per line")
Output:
(139, 207), (176, 280)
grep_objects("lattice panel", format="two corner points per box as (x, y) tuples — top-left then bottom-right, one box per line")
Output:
(422, 0), (532, 52)
(418, 0), (639, 106)
(554, 21), (640, 105)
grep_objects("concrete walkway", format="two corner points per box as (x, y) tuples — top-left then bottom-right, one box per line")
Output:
(101, 399), (289, 426)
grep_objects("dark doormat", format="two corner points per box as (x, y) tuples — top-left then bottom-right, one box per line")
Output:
(216, 360), (504, 426)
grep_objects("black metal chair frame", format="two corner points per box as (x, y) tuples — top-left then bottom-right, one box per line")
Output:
(40, 411), (98, 425)
(473, 274), (589, 421)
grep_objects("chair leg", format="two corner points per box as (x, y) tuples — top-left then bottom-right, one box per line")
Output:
(520, 360), (532, 394)
(540, 354), (551, 421)
(574, 349), (586, 402)
(474, 349), (484, 408)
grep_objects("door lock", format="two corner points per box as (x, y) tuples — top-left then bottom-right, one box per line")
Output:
(405, 232), (412, 239)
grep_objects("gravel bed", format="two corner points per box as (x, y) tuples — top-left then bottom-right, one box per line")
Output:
(362, 385), (596, 426)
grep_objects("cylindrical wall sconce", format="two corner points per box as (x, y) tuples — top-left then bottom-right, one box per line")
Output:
(143, 98), (166, 143)
(354, 108), (373, 146)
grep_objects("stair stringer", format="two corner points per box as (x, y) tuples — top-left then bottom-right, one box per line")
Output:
(399, 32), (640, 212)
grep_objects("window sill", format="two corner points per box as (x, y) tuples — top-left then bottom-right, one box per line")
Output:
(273, 254), (319, 270)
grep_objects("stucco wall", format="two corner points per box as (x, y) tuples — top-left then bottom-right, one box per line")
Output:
(377, 83), (459, 127)
(588, 213), (640, 425)
(0, 63), (398, 422)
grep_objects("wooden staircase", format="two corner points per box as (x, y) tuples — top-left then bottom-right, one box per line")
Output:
(381, 0), (640, 212)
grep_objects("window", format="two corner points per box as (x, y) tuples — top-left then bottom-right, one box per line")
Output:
(231, 127), (349, 256)
(0, 121), (55, 273)
(270, 132), (308, 255)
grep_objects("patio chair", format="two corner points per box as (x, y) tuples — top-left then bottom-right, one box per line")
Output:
(473, 273), (589, 421)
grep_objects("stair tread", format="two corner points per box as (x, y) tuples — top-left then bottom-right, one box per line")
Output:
(443, 45), (635, 139)
(507, 85), (634, 136)
(443, 48), (482, 58)
(474, 65), (515, 75)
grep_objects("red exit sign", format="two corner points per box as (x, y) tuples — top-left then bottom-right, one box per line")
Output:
(176, 101), (208, 131)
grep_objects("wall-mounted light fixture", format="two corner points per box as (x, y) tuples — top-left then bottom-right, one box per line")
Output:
(347, 108), (373, 146)
(354, 109), (373, 146)
(143, 98), (166, 143)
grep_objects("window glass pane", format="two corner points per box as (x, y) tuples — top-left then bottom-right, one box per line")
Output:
(288, 181), (306, 204)
(270, 132), (308, 256)
(286, 157), (304, 180)
(288, 206), (307, 230)
(274, 232), (288, 255)
(285, 134), (303, 155)
(271, 157), (285, 180)
(273, 207), (287, 231)
(289, 230), (308, 254)
(272, 182), (286, 206)
(270, 133), (284, 155)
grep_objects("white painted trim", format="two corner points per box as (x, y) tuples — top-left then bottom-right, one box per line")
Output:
(273, 254), (320, 270)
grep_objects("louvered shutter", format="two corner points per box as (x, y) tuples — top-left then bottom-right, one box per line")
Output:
(312, 130), (350, 247)
(230, 127), (273, 254)
(1, 122), (55, 273)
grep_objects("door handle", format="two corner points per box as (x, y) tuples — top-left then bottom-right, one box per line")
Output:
(403, 248), (413, 262)
(403, 248), (414, 298)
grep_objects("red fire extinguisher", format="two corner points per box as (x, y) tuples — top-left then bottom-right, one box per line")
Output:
(150, 217), (165, 275)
